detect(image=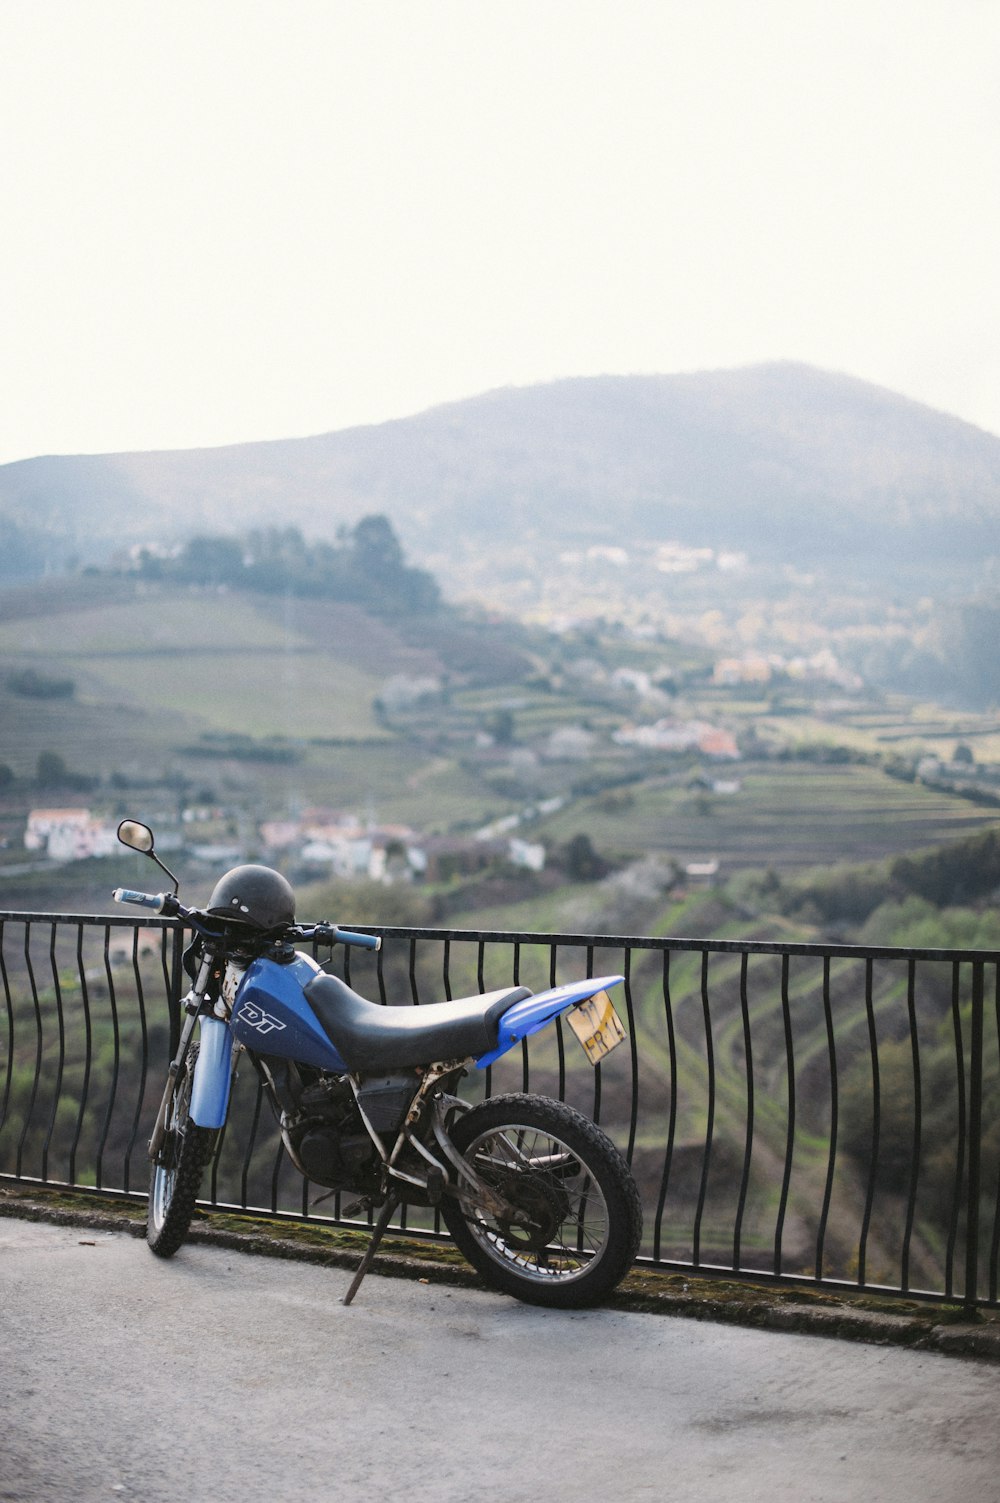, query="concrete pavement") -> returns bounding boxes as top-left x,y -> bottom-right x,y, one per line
2,1216 -> 999,1503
